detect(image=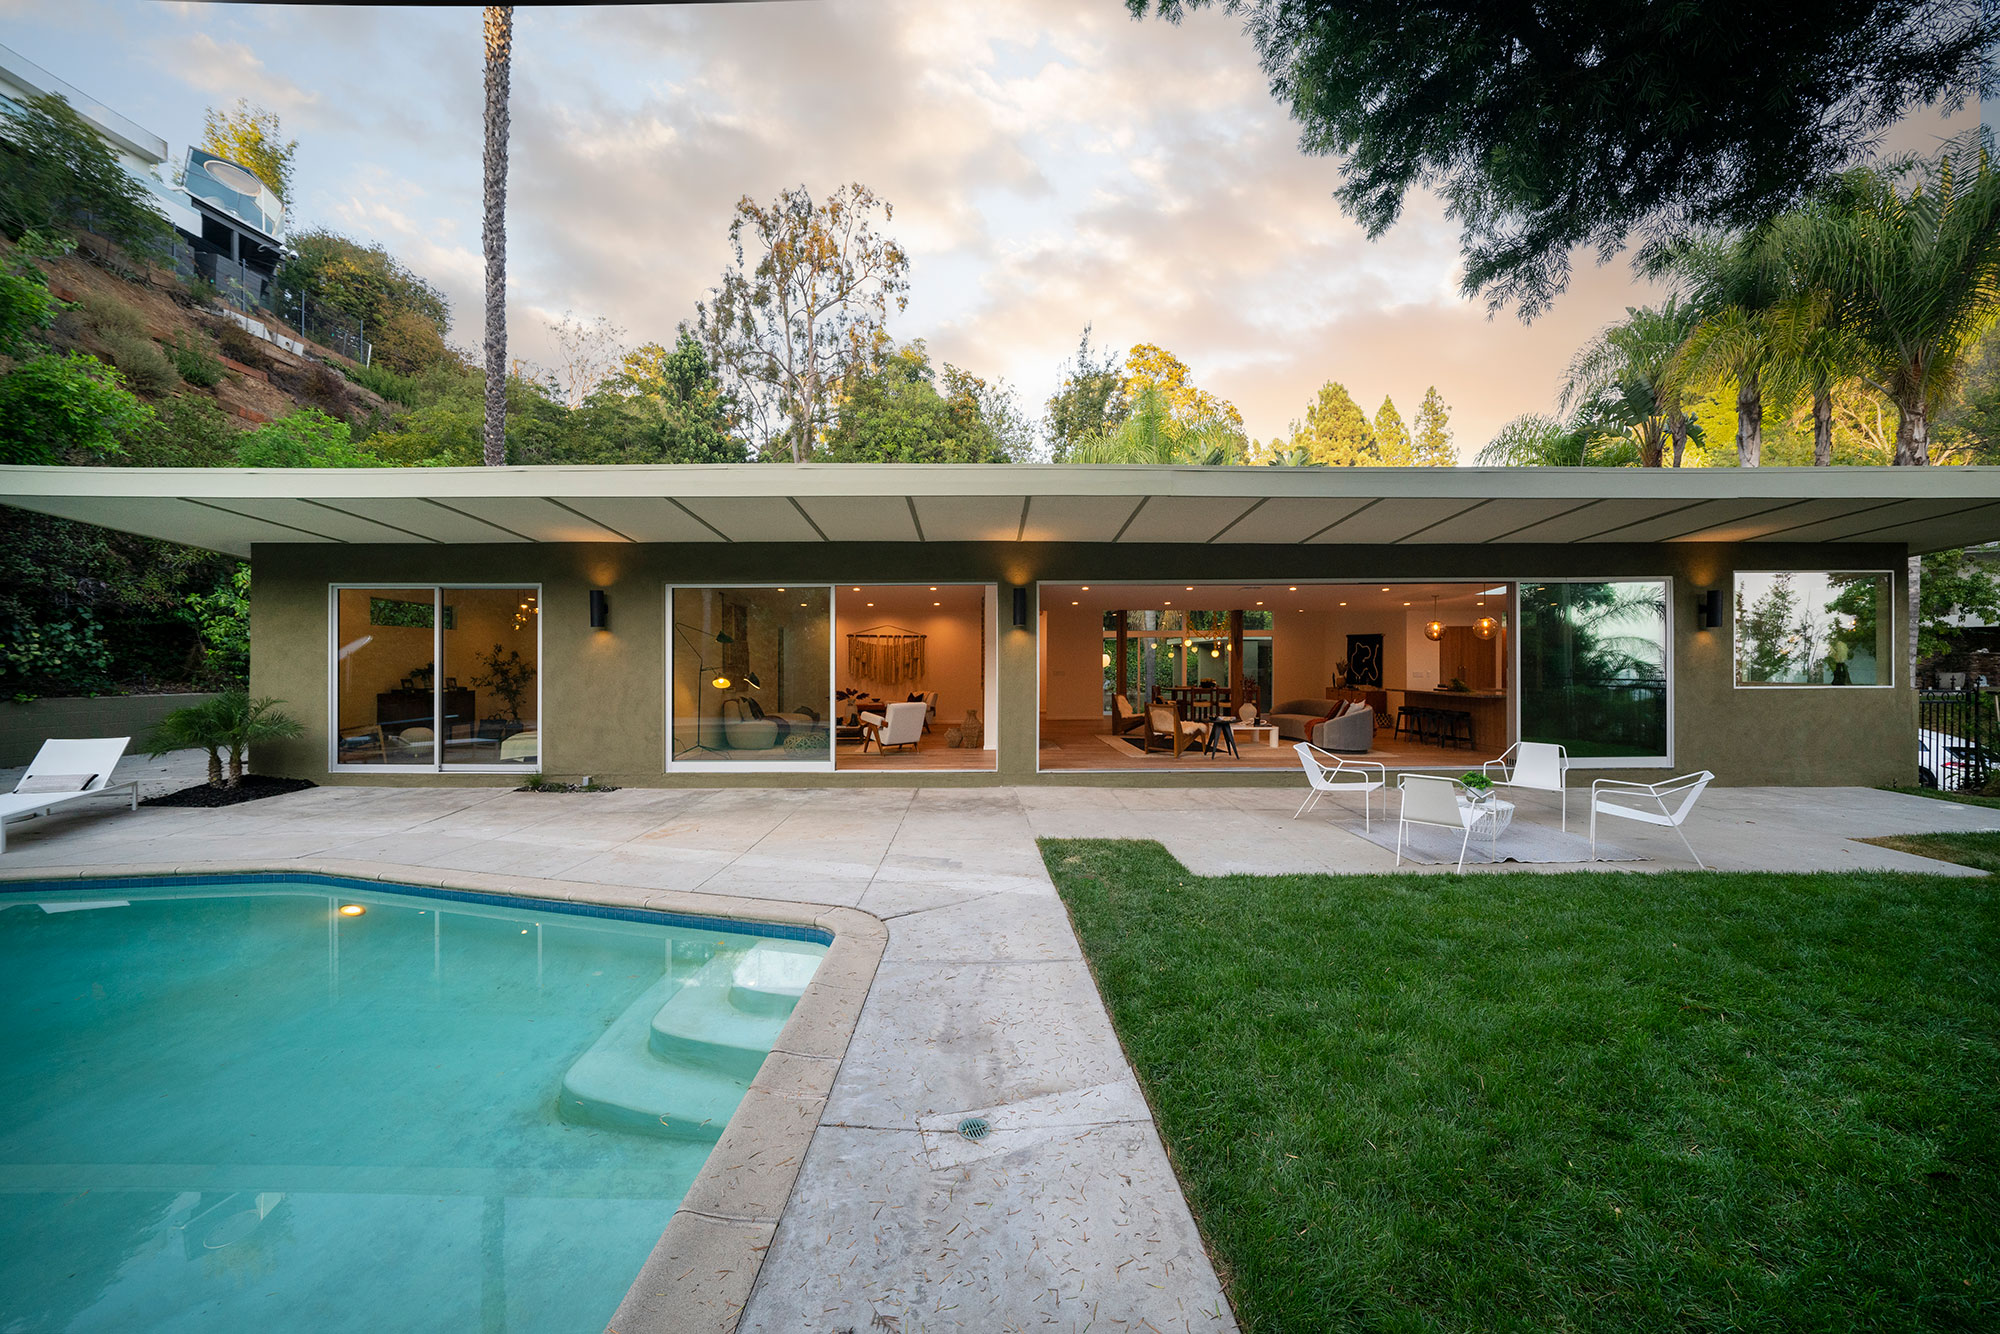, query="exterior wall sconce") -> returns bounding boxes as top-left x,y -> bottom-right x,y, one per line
589,589 -> 609,629
1695,588 -> 1722,630
1012,586 -> 1028,628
